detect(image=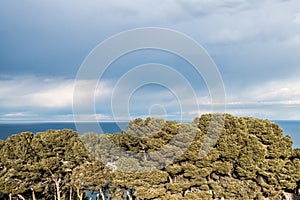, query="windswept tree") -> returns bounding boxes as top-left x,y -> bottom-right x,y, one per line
71,160 -> 113,200
0,139 -> 5,175
0,132 -> 41,200
31,129 -> 90,200
0,115 -> 299,199
0,139 -> 6,199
